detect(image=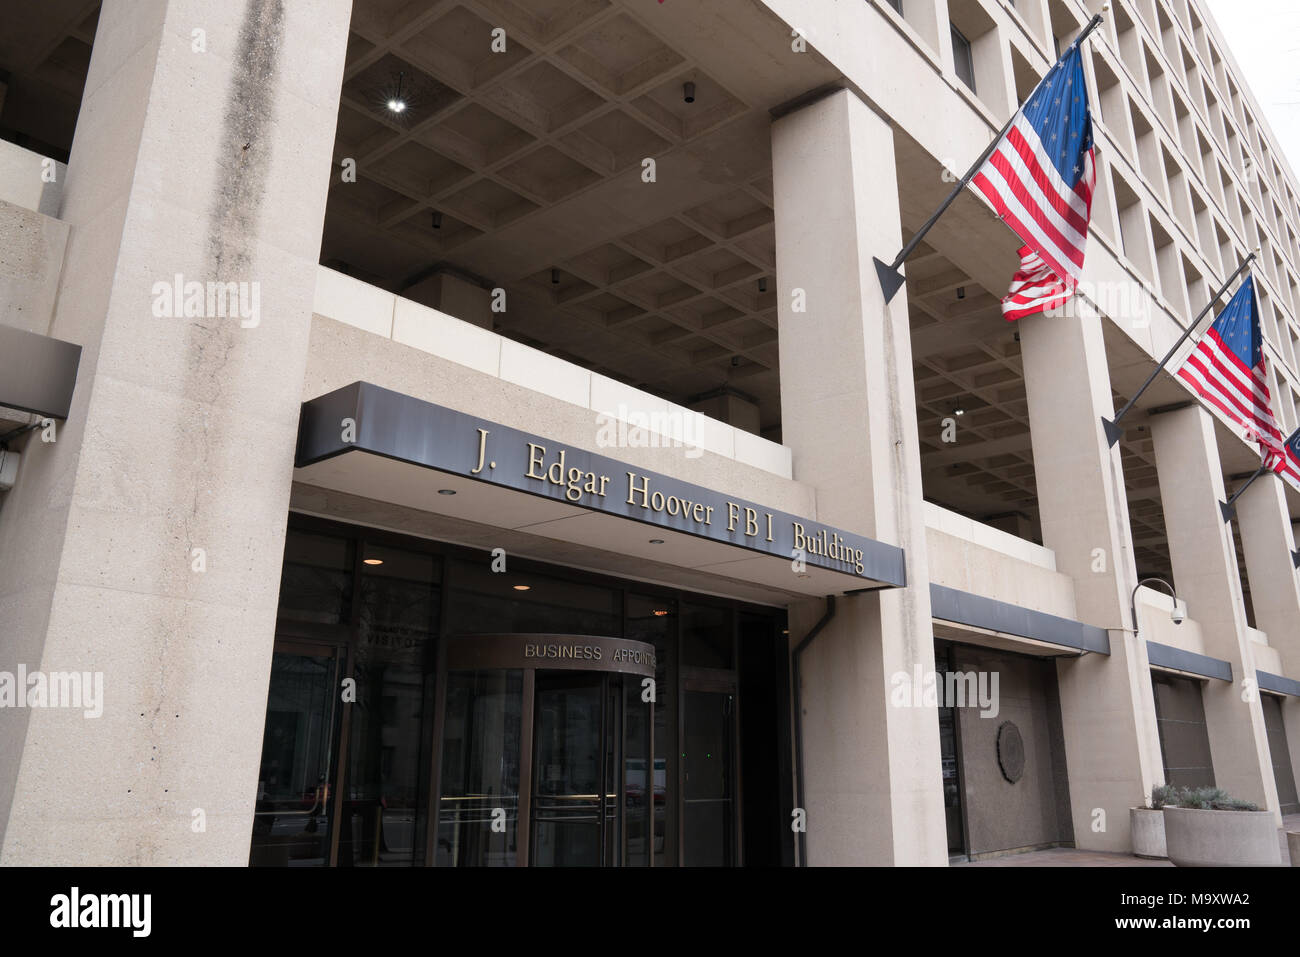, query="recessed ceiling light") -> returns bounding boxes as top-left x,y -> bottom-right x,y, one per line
649,539 -> 665,544
513,584 -> 531,591
363,558 -> 384,566
437,489 -> 456,495
652,609 -> 669,617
